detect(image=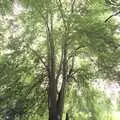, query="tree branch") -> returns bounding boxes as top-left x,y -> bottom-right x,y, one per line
71,0 -> 76,13
67,55 -> 75,80
105,11 -> 120,22
56,51 -> 63,82
28,46 -> 47,69
56,0 -> 67,30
